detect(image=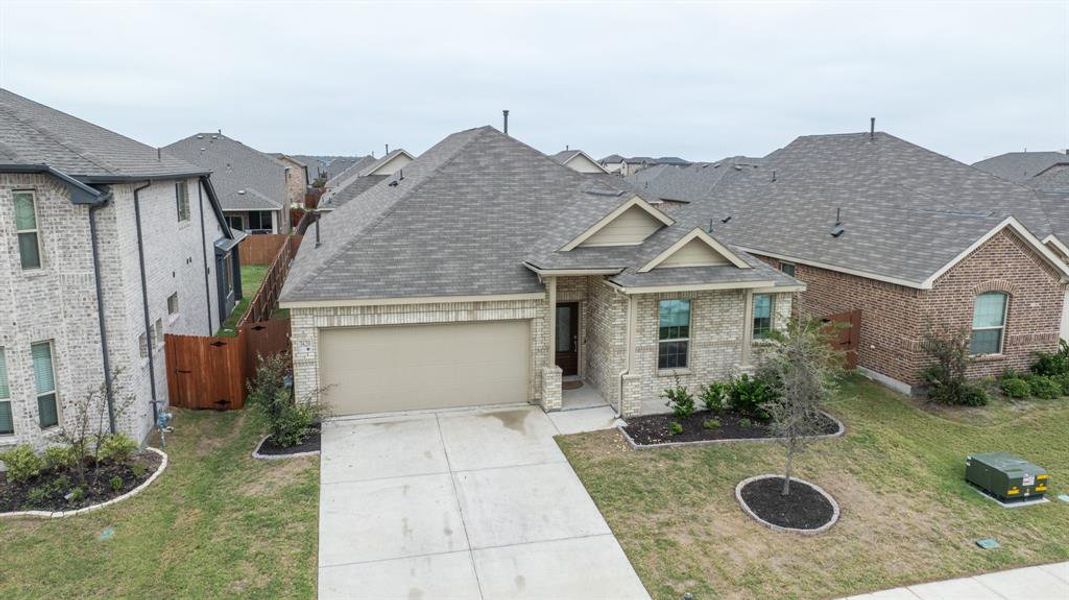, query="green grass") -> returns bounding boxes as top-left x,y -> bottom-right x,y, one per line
0,410 -> 318,599
216,265 -> 269,336
559,376 -> 1069,600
